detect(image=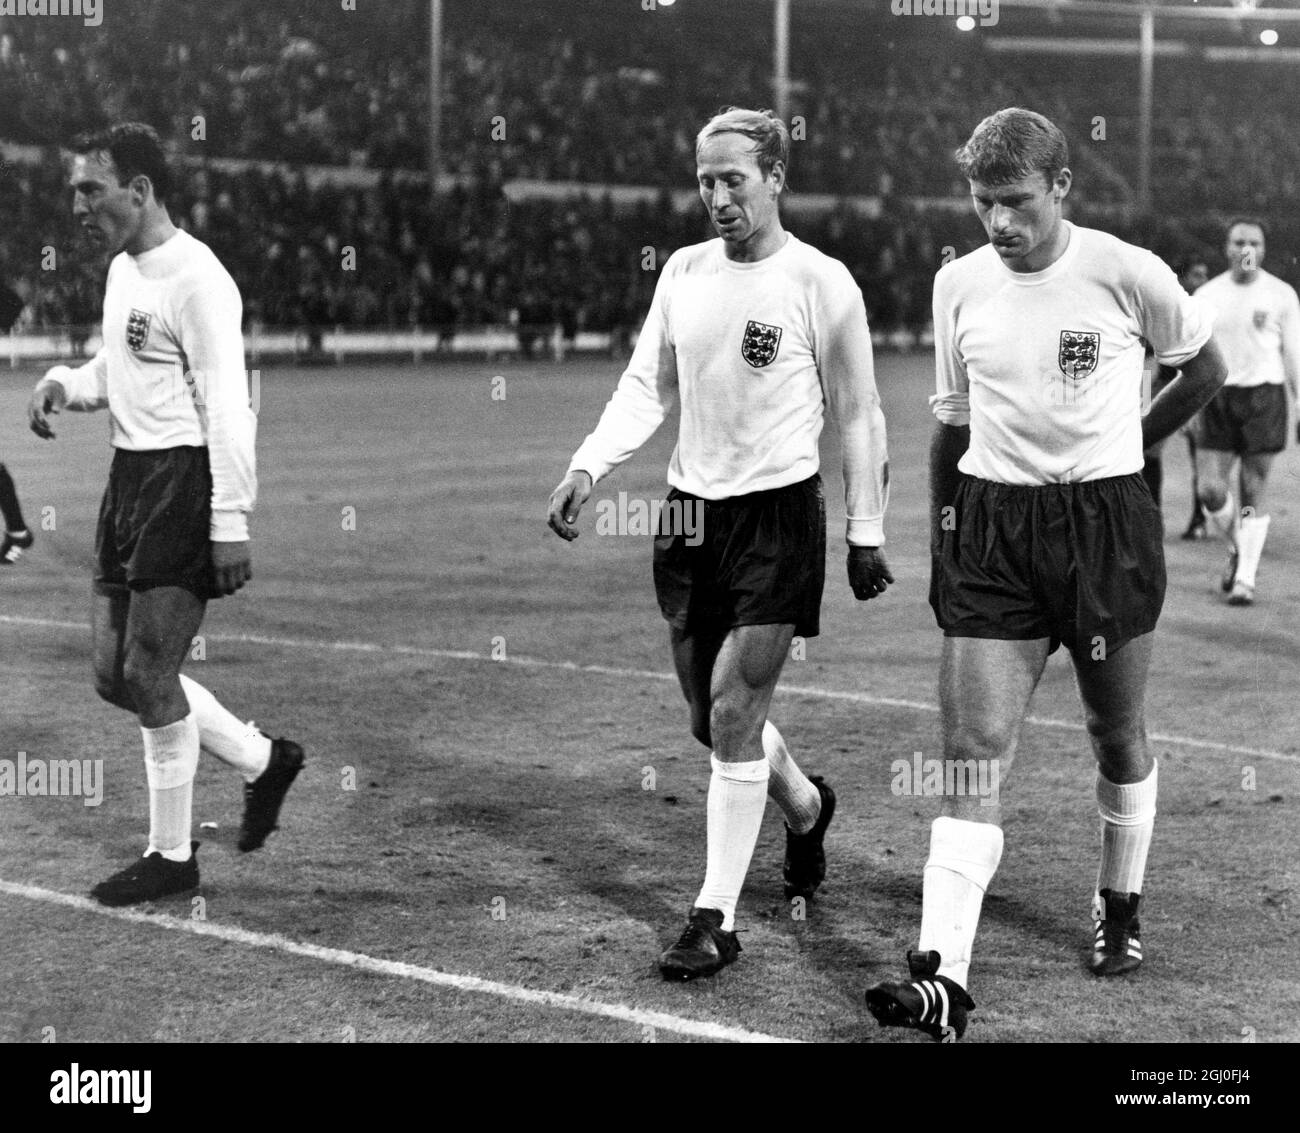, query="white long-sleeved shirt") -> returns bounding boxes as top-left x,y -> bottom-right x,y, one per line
568,234 -> 889,545
44,228 -> 256,541
1194,269 -> 1300,390
930,222 -> 1212,485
